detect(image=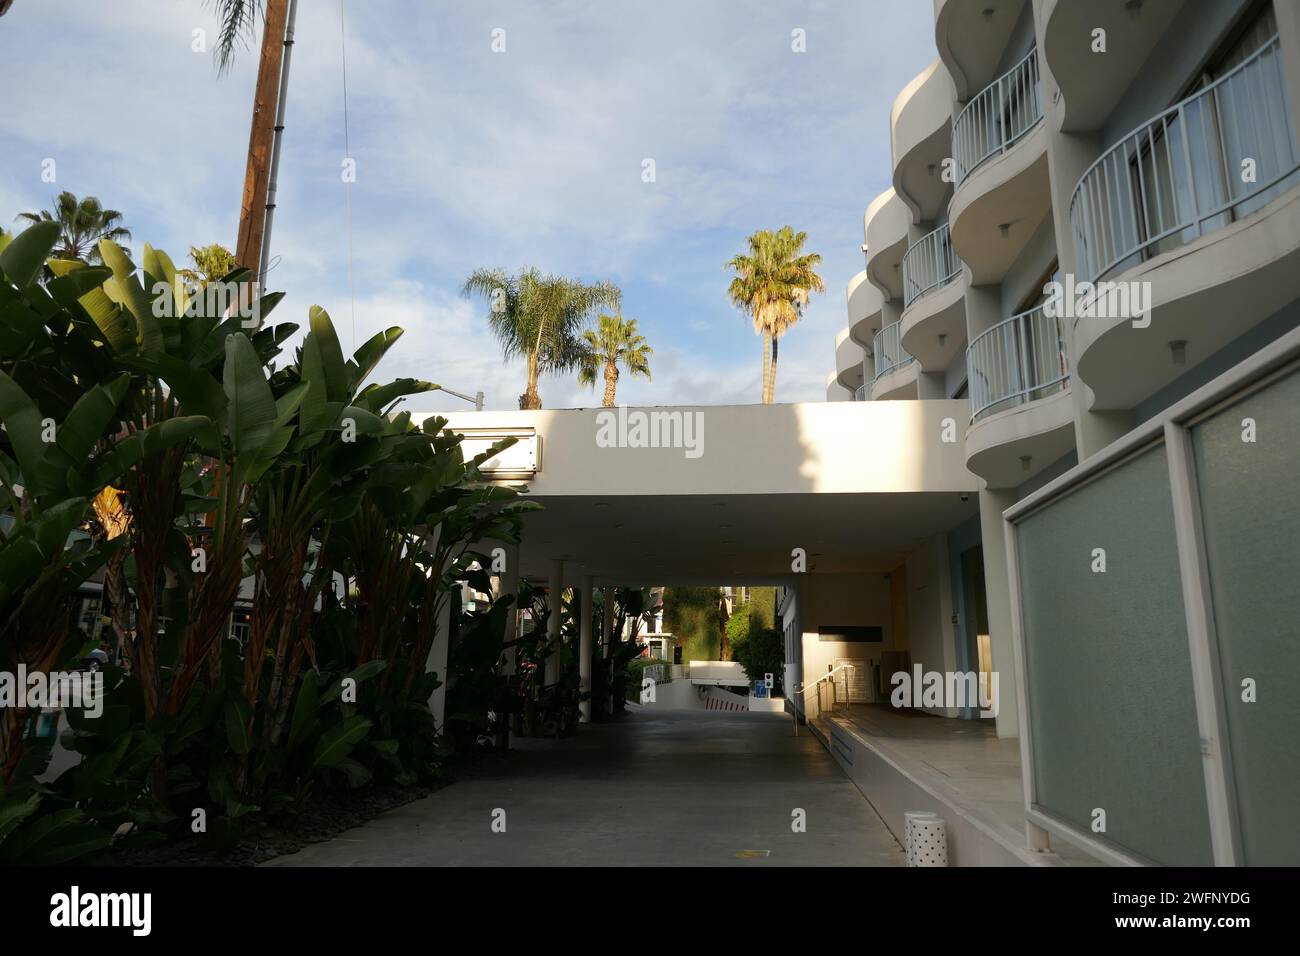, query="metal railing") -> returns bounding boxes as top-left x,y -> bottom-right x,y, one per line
953,46 -> 1043,185
854,382 -> 867,401
791,663 -> 857,736
1070,35 -> 1299,284
901,222 -> 961,307
871,321 -> 914,384
966,304 -> 1069,422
